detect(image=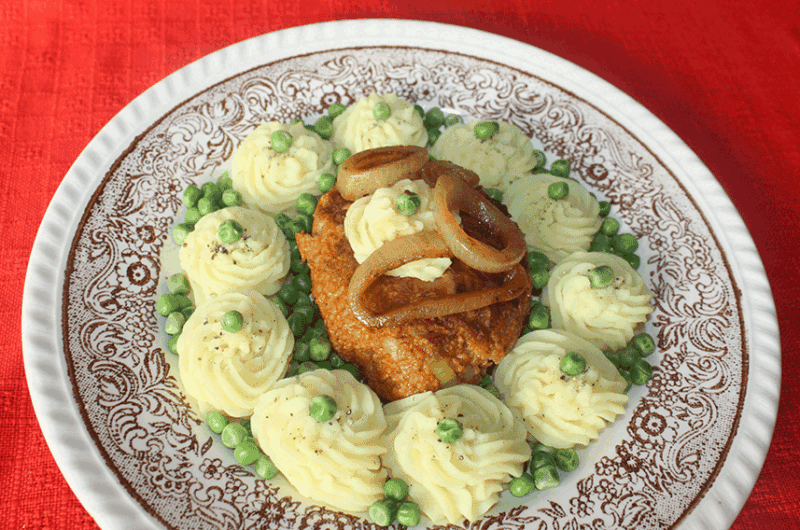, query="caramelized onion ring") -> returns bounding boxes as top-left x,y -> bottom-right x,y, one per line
349,231 -> 529,327
418,160 -> 480,189
433,173 -> 526,273
337,145 -> 429,201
